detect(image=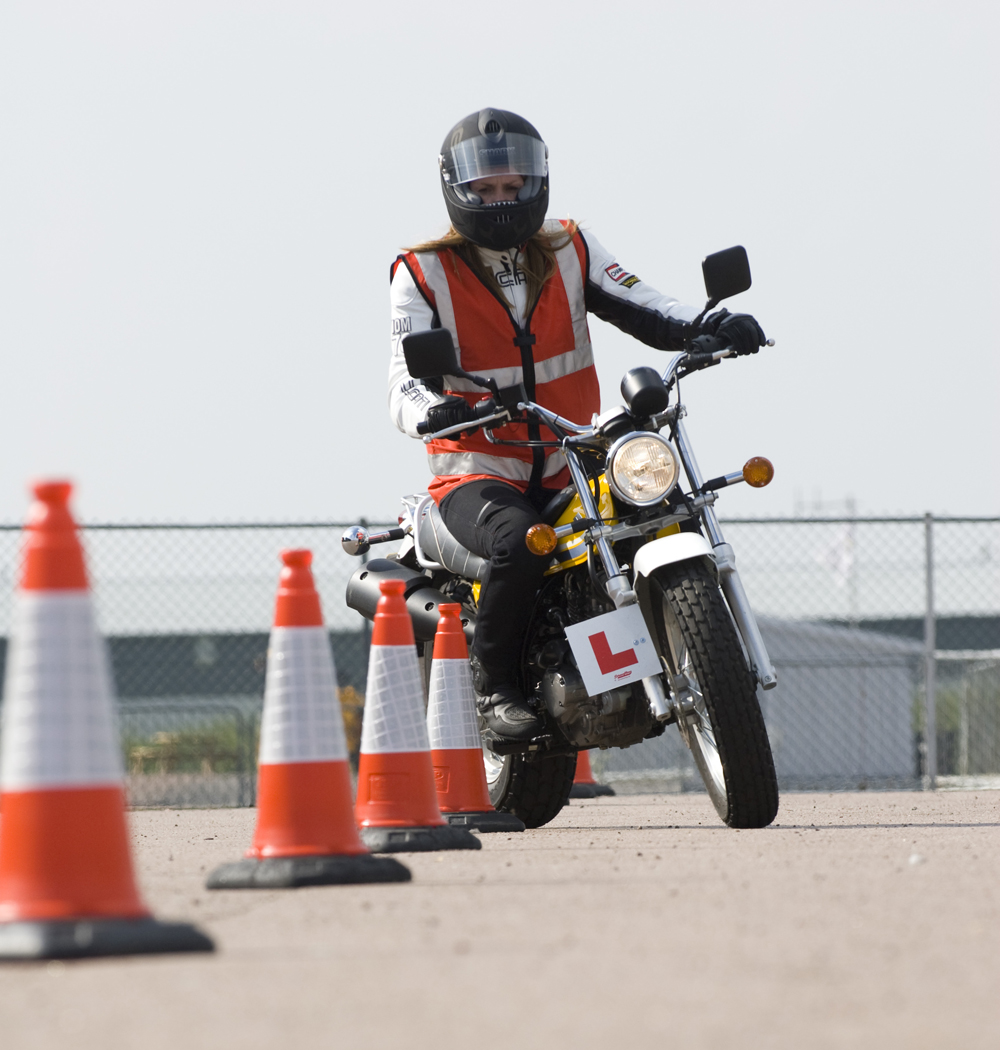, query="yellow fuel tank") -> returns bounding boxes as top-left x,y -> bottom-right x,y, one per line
544,475 -> 680,576
544,475 -> 617,576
